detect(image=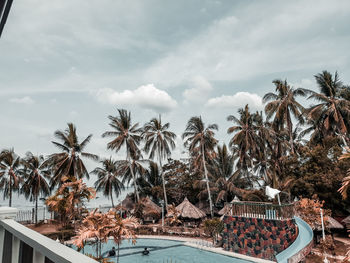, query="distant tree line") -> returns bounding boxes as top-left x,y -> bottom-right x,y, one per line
1,70 -> 350,221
